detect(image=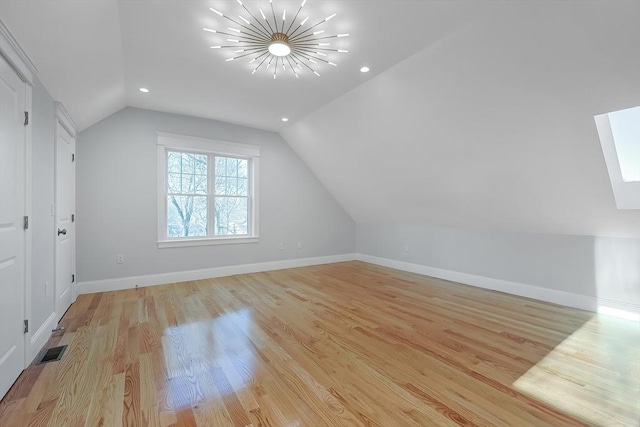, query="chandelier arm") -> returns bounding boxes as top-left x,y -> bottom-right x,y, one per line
225,42 -> 270,48
213,44 -> 268,49
232,47 -> 269,53
285,5 -> 303,35
229,49 -> 273,61
292,48 -> 334,65
305,47 -> 346,53
249,51 -> 270,65
219,13 -> 269,41
285,56 -> 299,77
290,34 -> 342,43
265,55 -> 275,72
260,9 -> 277,35
252,54 -> 271,73
270,2 -> 280,35
225,32 -> 270,44
288,19 -> 324,39
274,57 -> 279,78
240,4 -> 273,39
293,42 -> 334,48
288,54 -> 303,70
289,52 -> 317,74
286,24 -> 303,39
233,37 -> 270,45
